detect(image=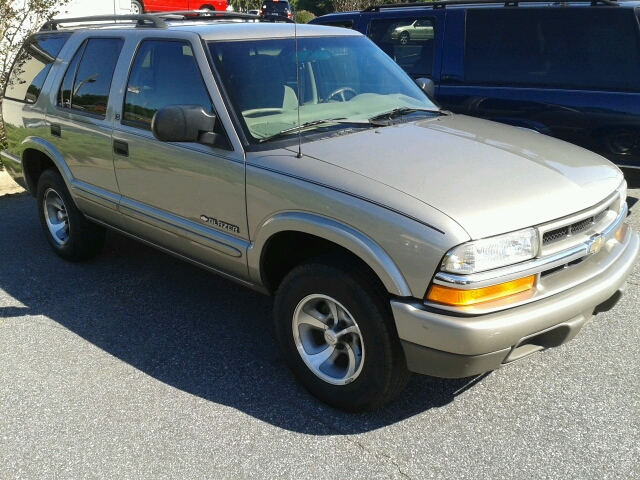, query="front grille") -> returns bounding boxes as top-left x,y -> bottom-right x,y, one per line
543,226 -> 568,244
570,217 -> 592,235
542,207 -> 609,245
